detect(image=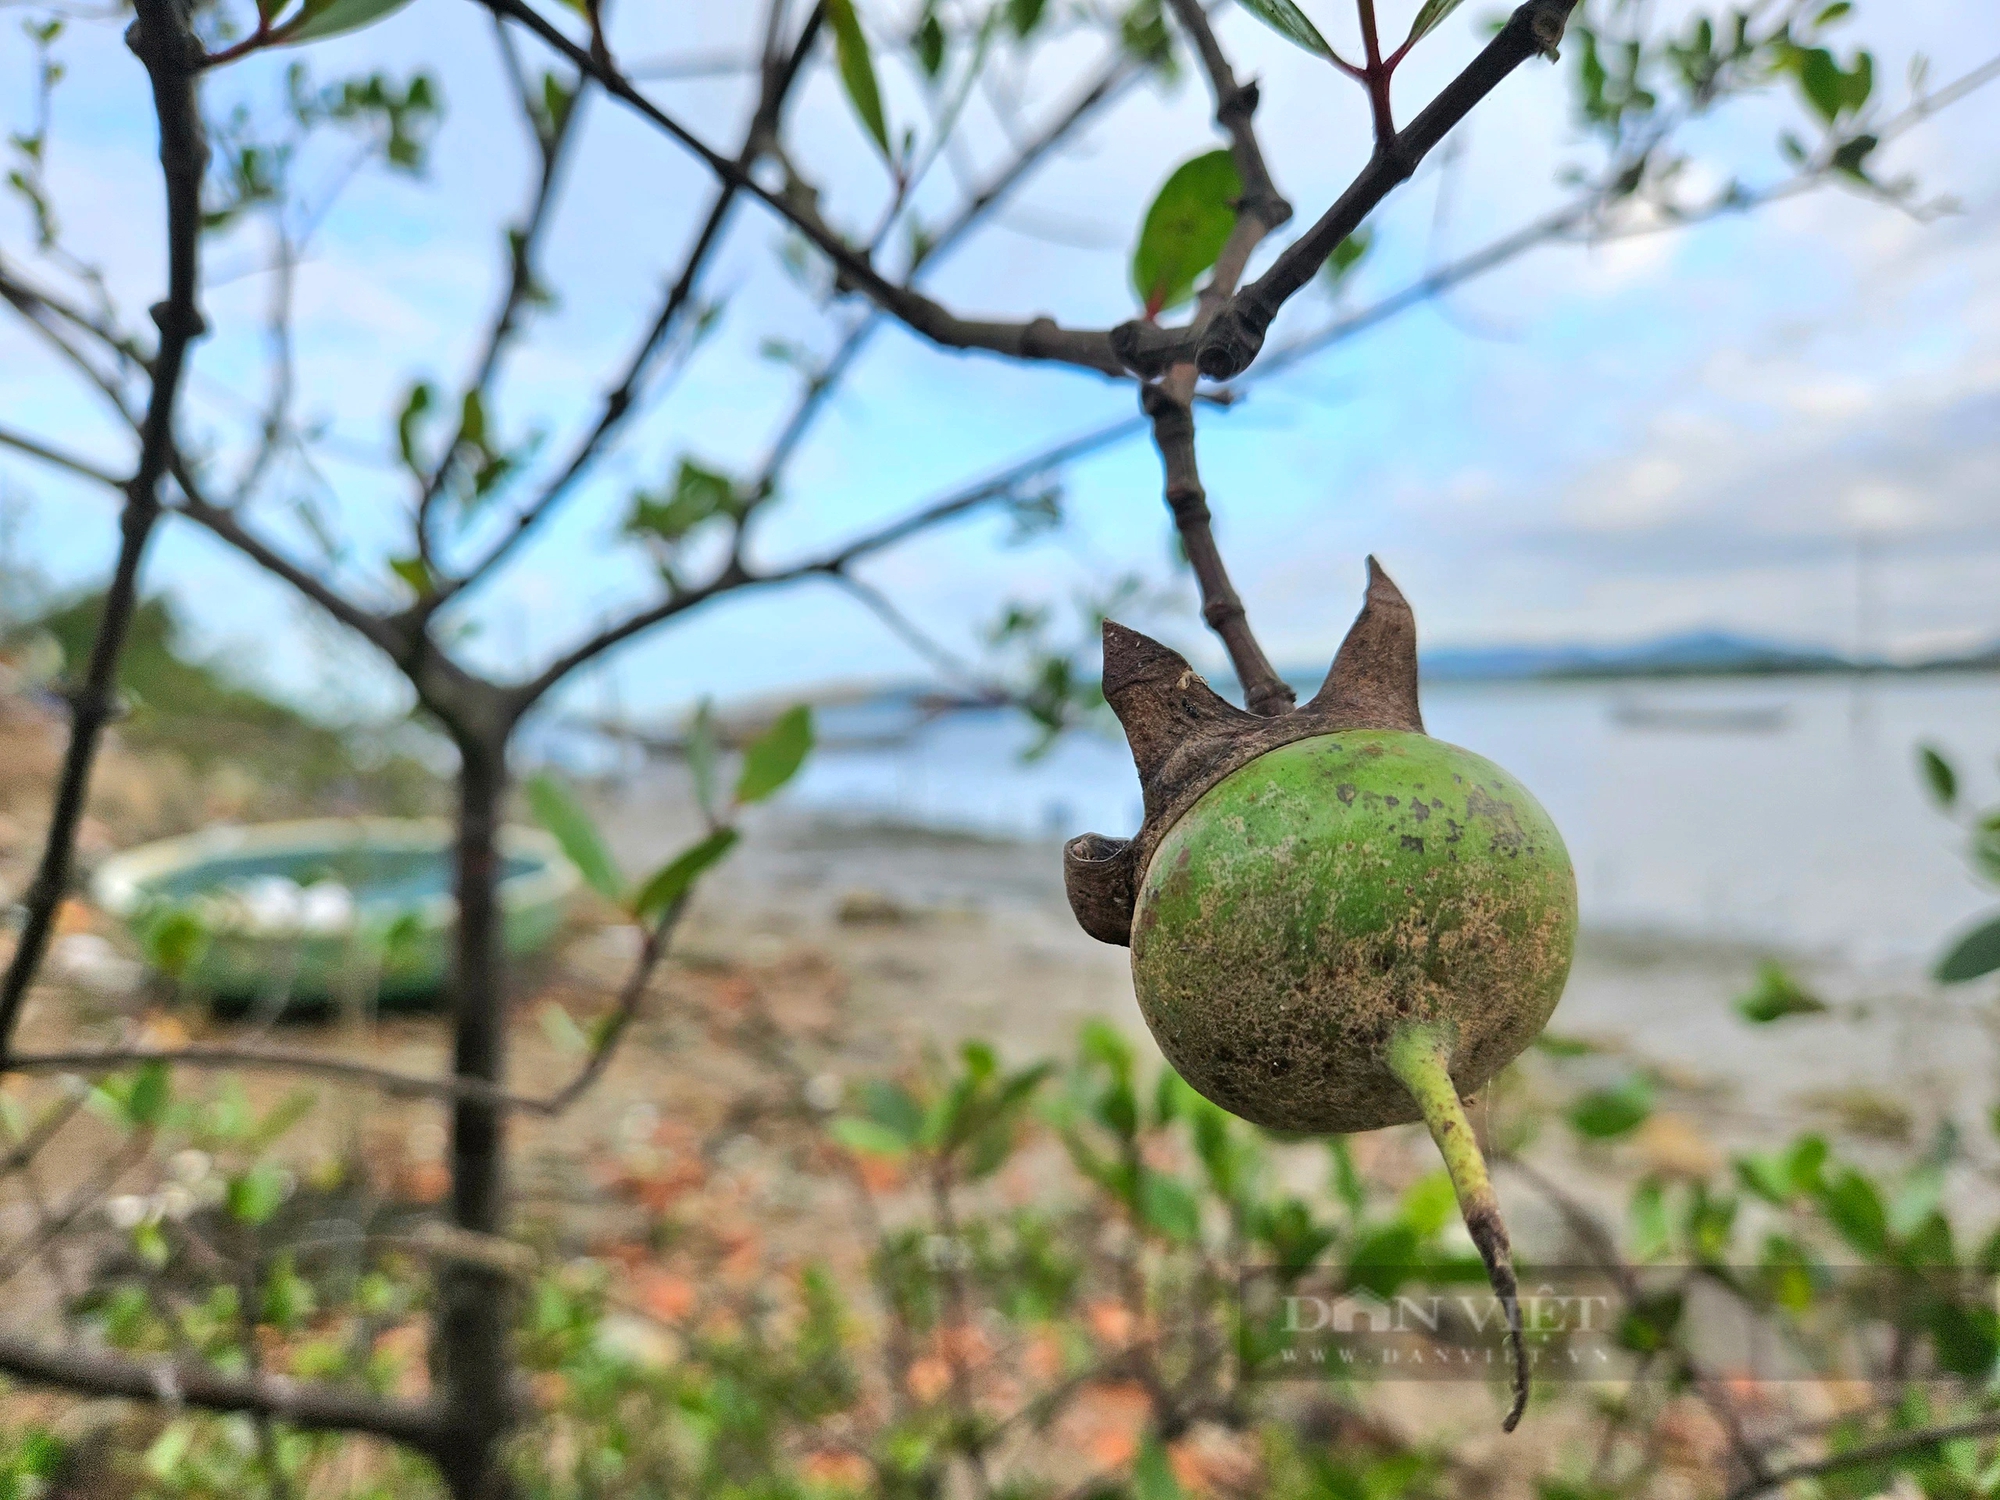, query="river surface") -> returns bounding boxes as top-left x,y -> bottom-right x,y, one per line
782,674 -> 2000,969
